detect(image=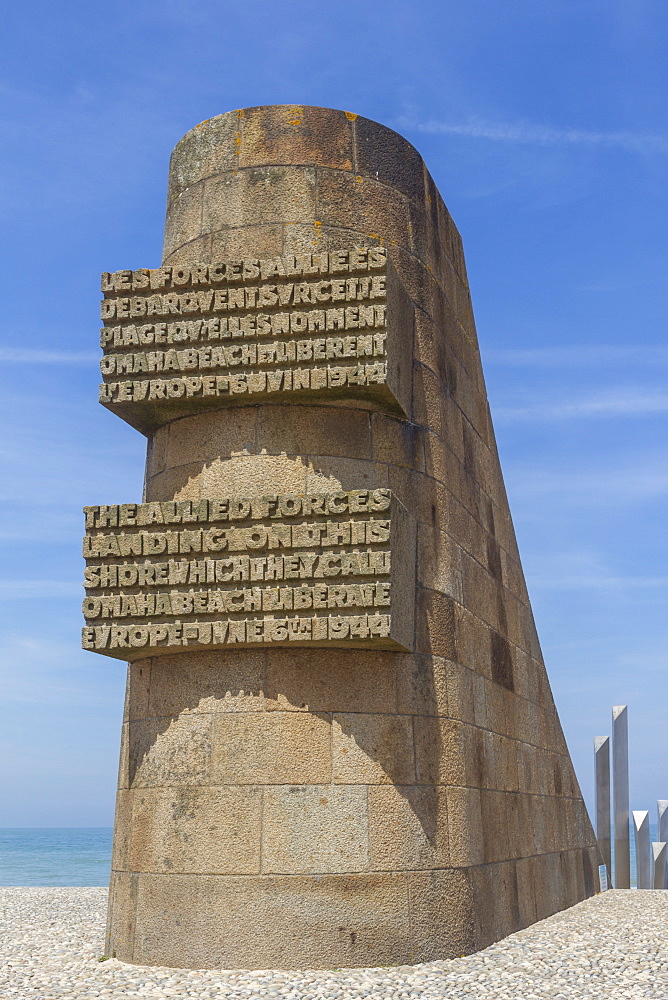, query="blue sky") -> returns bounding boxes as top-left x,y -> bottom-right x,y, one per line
1,0 -> 666,826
